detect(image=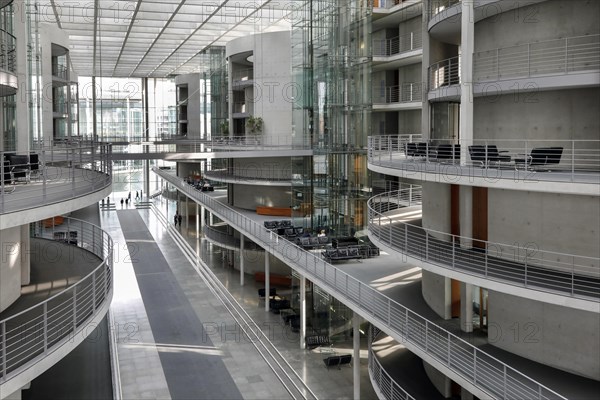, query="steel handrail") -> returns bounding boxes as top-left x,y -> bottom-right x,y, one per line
368,135 -> 600,184
429,55 -> 460,90
203,168 -> 292,182
0,218 -> 113,383
368,188 -> 600,301
373,31 -> 423,57
427,0 -> 461,20
155,167 -> 568,400
368,326 -> 415,400
374,83 -> 423,104
0,29 -> 16,73
474,34 -> 600,82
